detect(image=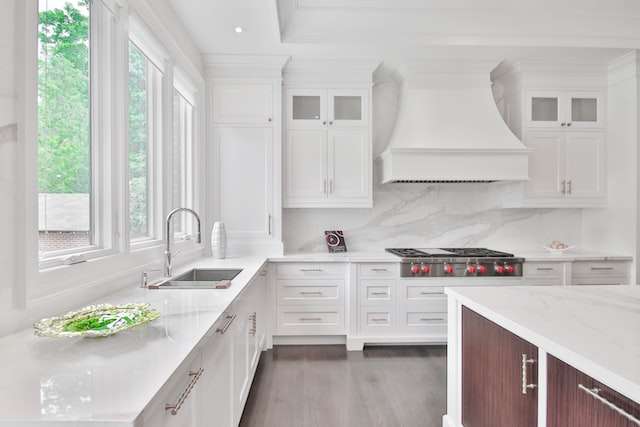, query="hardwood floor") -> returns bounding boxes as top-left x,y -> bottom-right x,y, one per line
239,345 -> 447,427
